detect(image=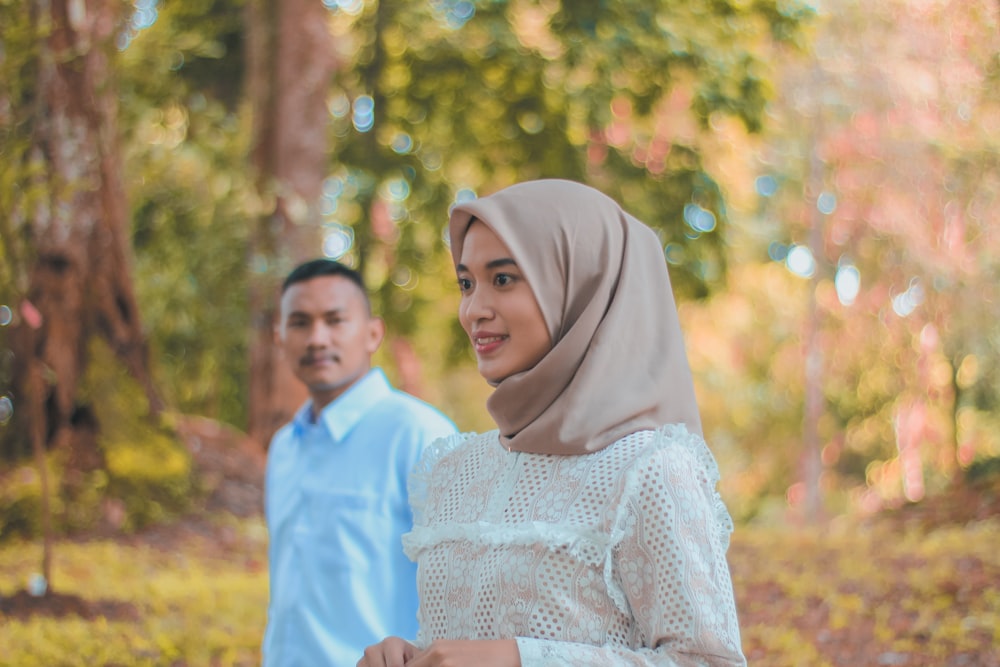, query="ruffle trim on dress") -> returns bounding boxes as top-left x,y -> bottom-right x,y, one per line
404,425 -> 736,621
402,520 -> 612,567
663,423 -> 735,551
